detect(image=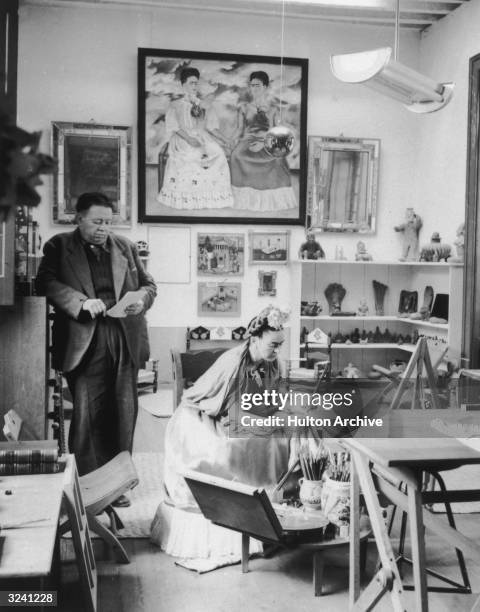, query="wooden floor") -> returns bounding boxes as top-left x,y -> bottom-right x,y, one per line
57,388 -> 480,612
